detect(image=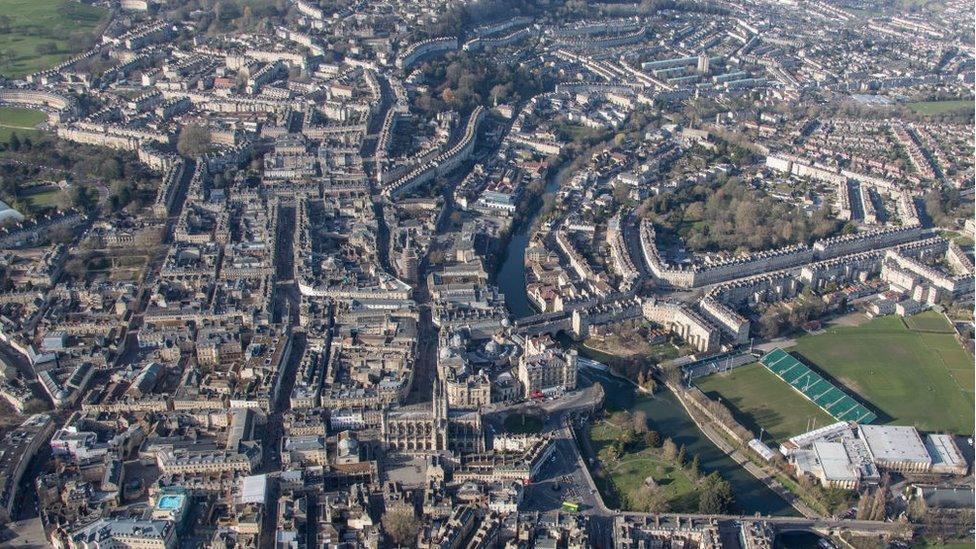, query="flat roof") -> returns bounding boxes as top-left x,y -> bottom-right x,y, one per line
925,434 -> 966,468
814,441 -> 858,482
858,424 -> 931,464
